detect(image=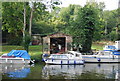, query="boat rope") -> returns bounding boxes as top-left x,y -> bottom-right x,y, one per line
30,60 -> 35,64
